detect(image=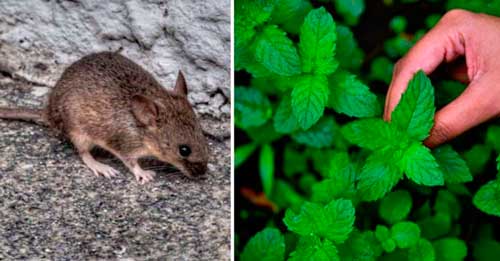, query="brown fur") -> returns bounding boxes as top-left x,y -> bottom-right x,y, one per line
0,52 -> 209,181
